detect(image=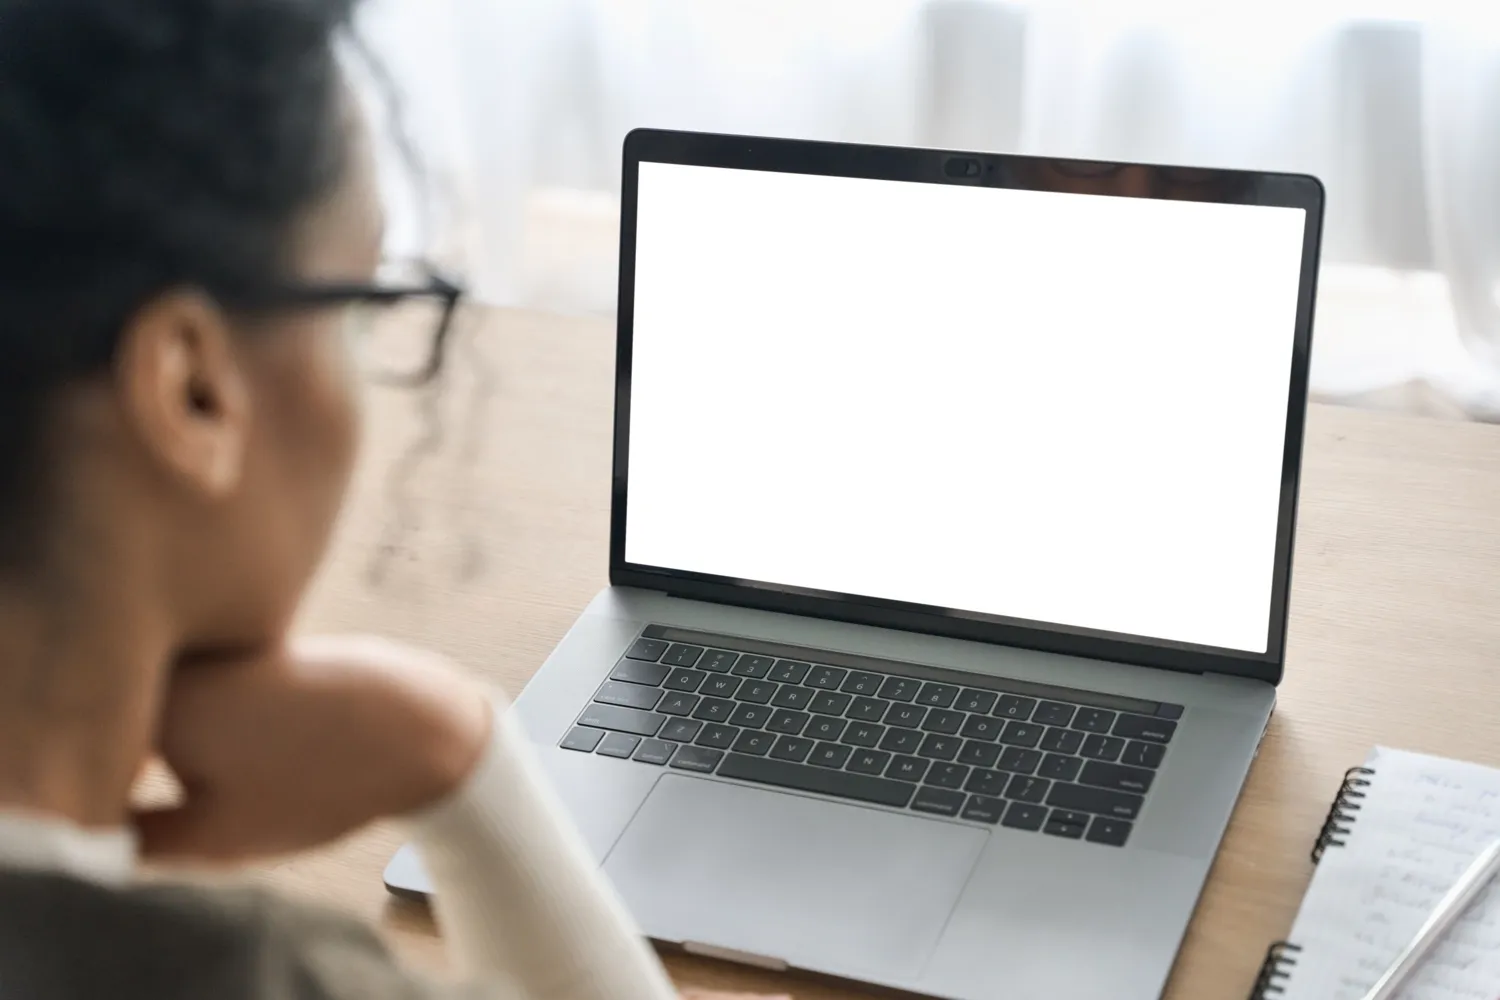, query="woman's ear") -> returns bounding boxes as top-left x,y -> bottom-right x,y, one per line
113,290 -> 252,500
